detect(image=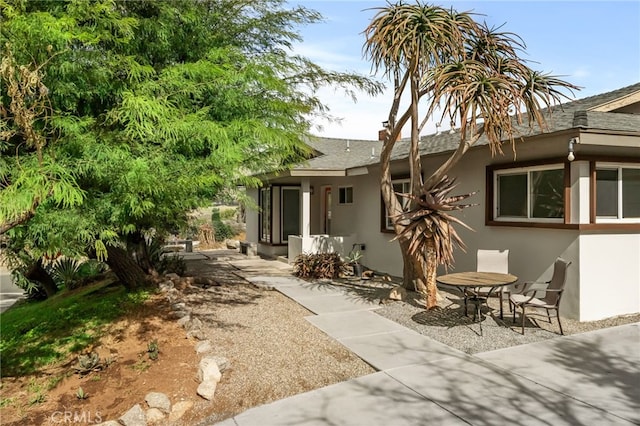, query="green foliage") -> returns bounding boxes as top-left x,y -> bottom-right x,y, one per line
0,279 -> 149,377
220,207 -> 237,220
346,249 -> 363,264
51,257 -> 81,288
213,220 -> 234,242
0,0 -> 382,280
74,352 -> 102,375
76,387 -> 88,400
77,259 -> 108,279
293,252 -> 341,279
147,339 -> 159,360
